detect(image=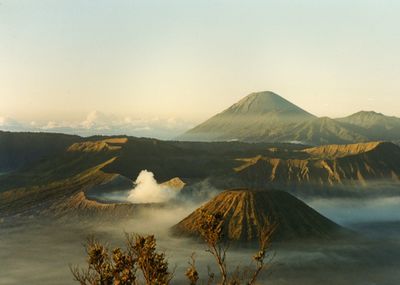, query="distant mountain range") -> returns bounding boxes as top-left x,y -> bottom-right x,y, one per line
178,91 -> 400,145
